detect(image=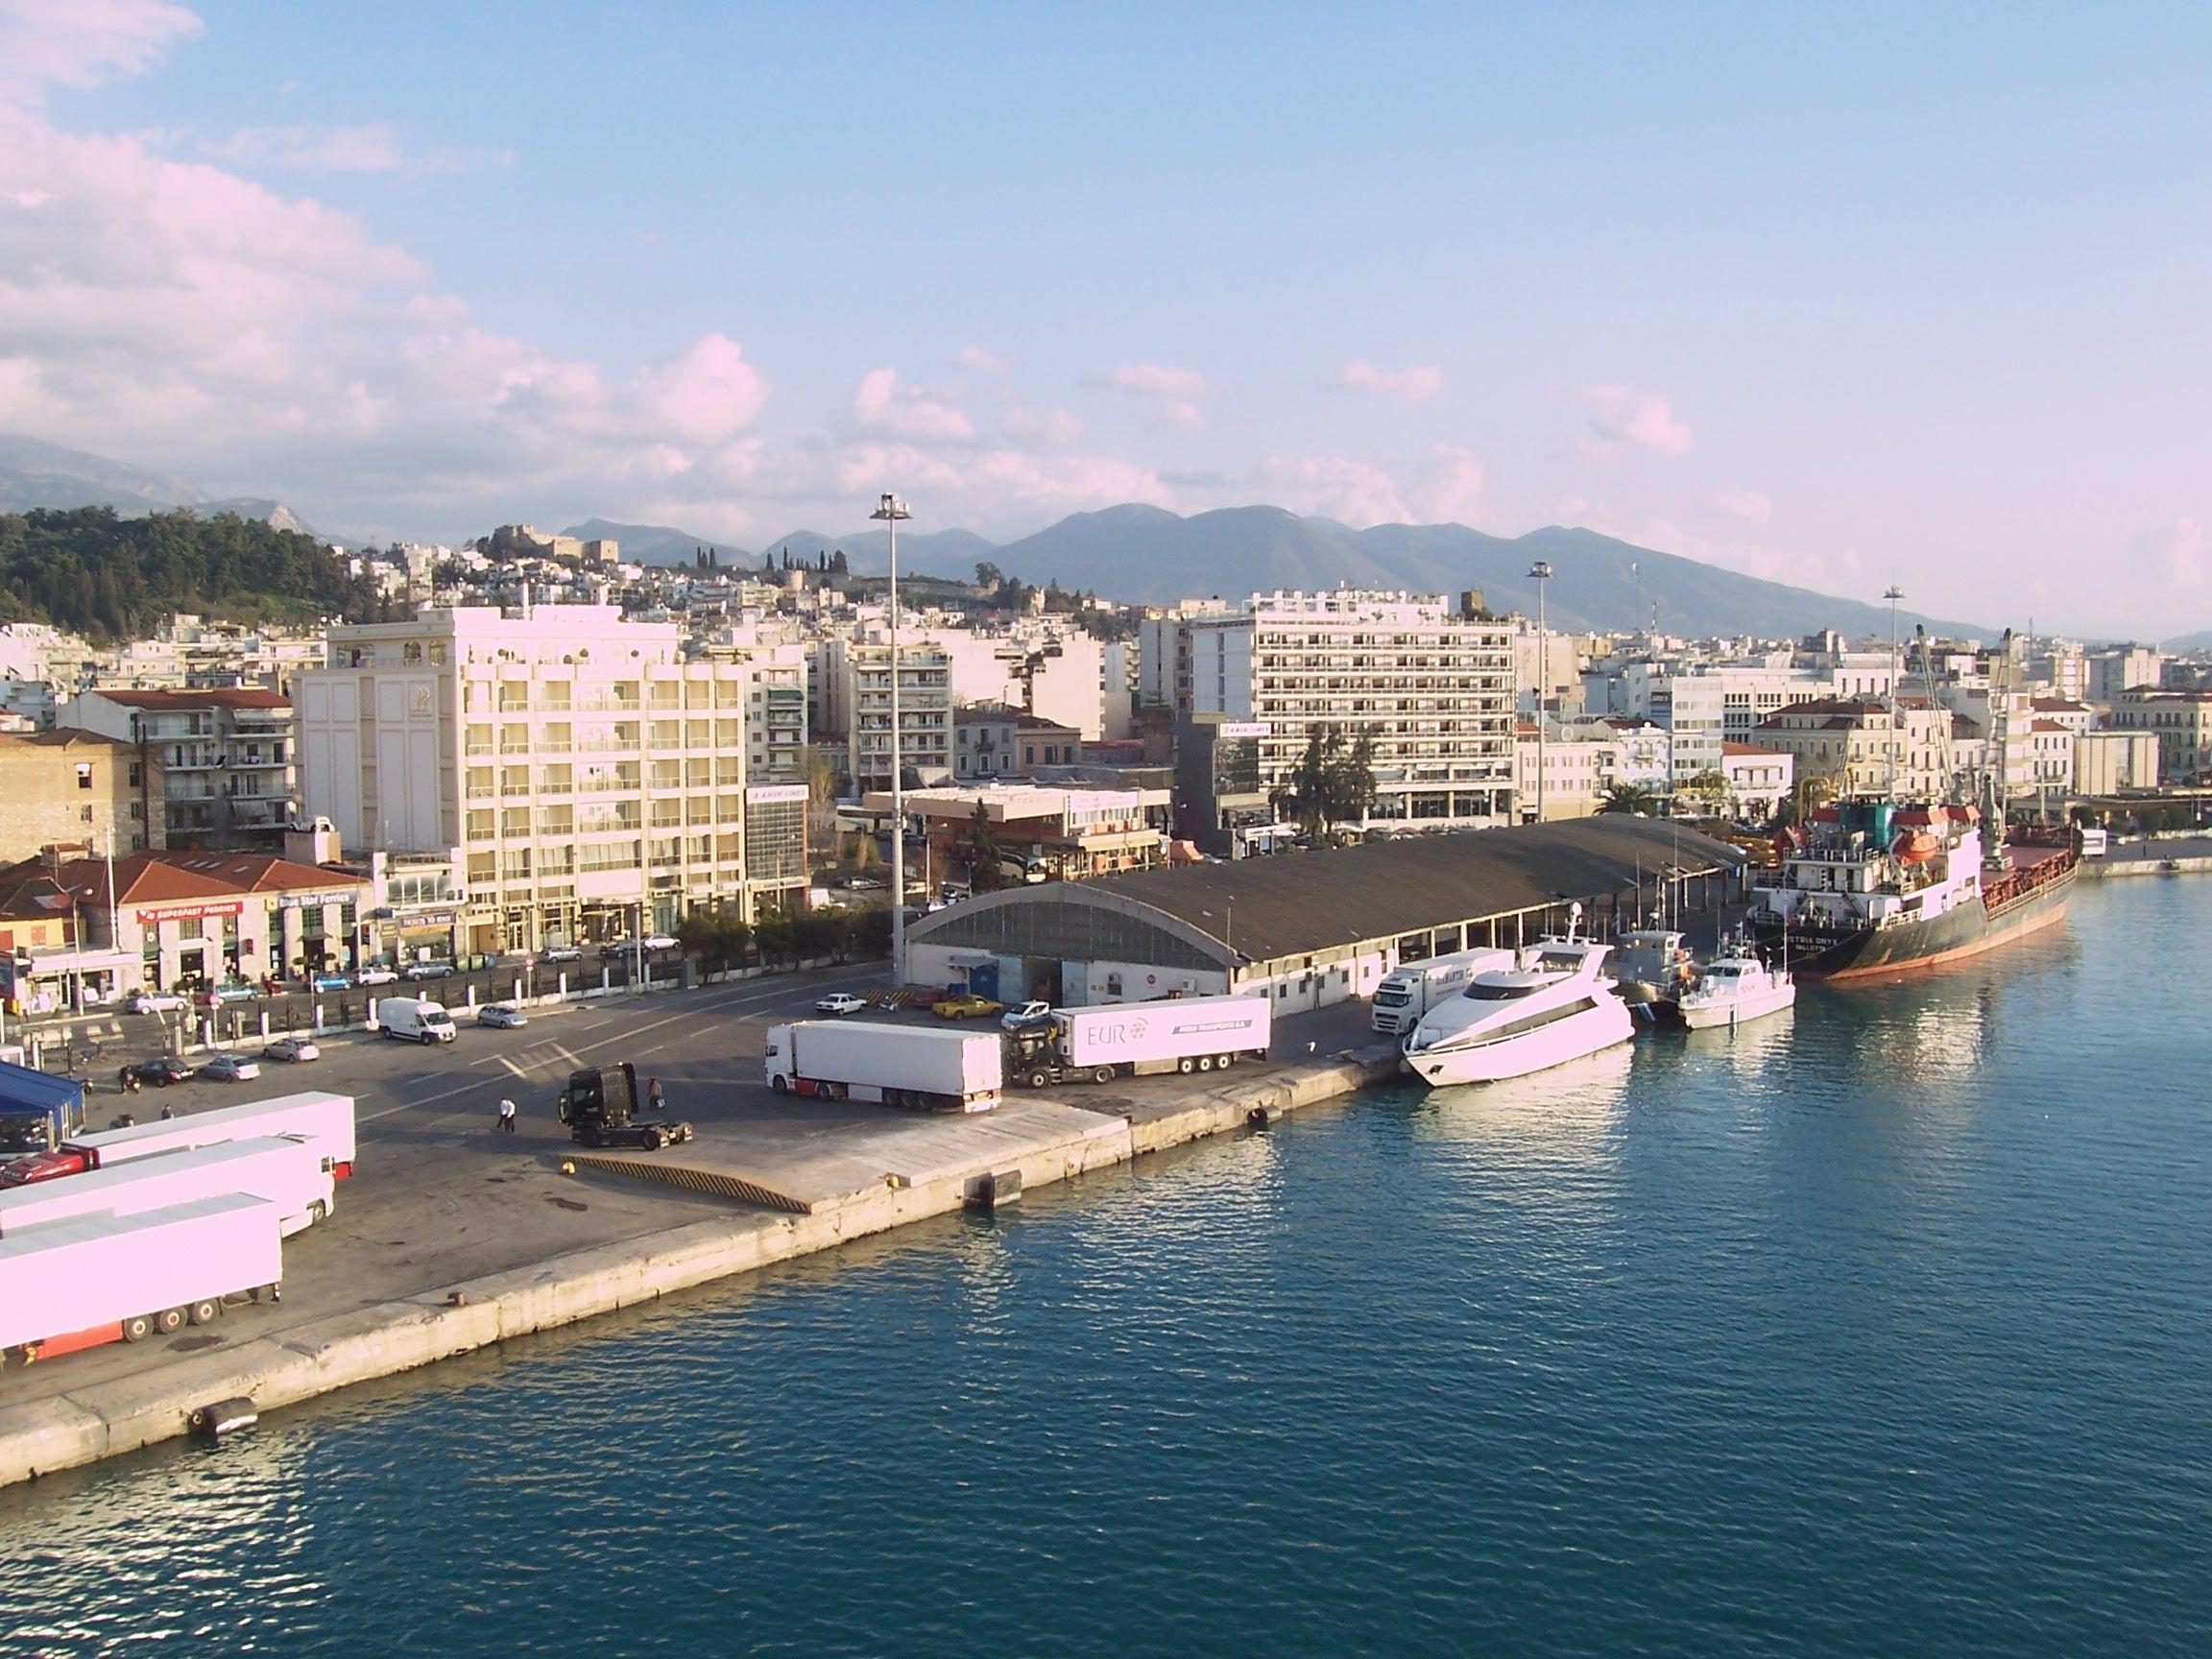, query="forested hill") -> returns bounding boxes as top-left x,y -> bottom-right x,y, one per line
0,507 -> 393,640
